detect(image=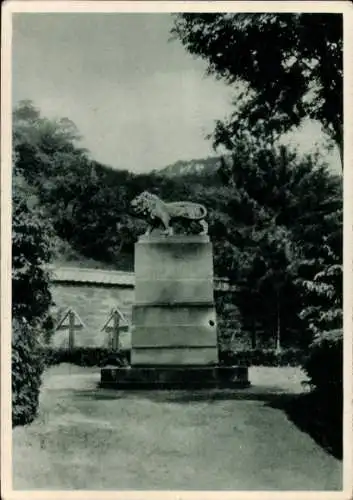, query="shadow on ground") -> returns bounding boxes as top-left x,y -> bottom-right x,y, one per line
267,390 -> 342,461
153,388 -> 343,461
73,384 -> 342,461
